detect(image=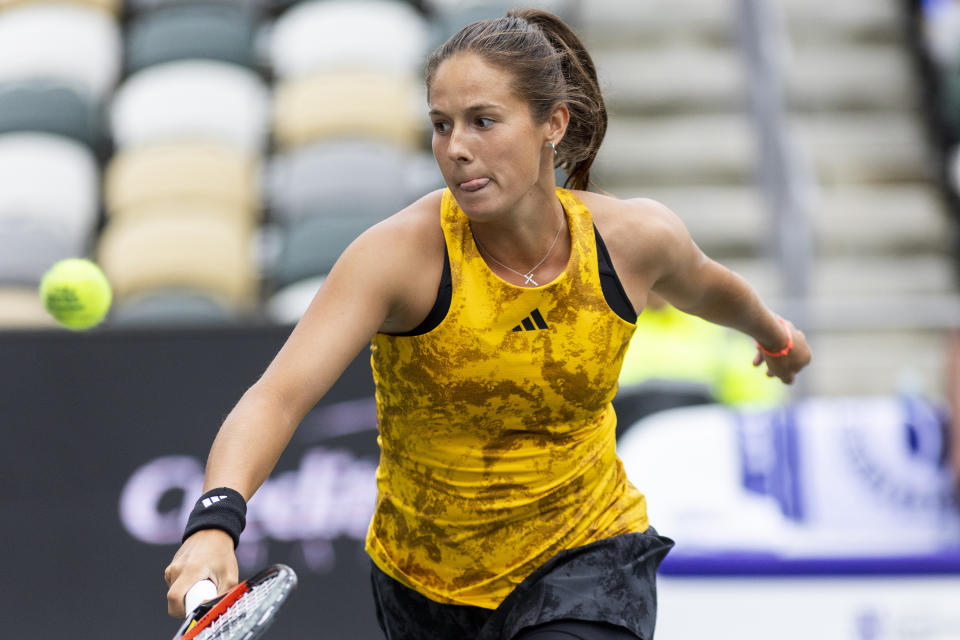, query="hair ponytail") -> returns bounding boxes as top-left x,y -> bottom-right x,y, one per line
507,9 -> 606,191
426,9 -> 607,191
